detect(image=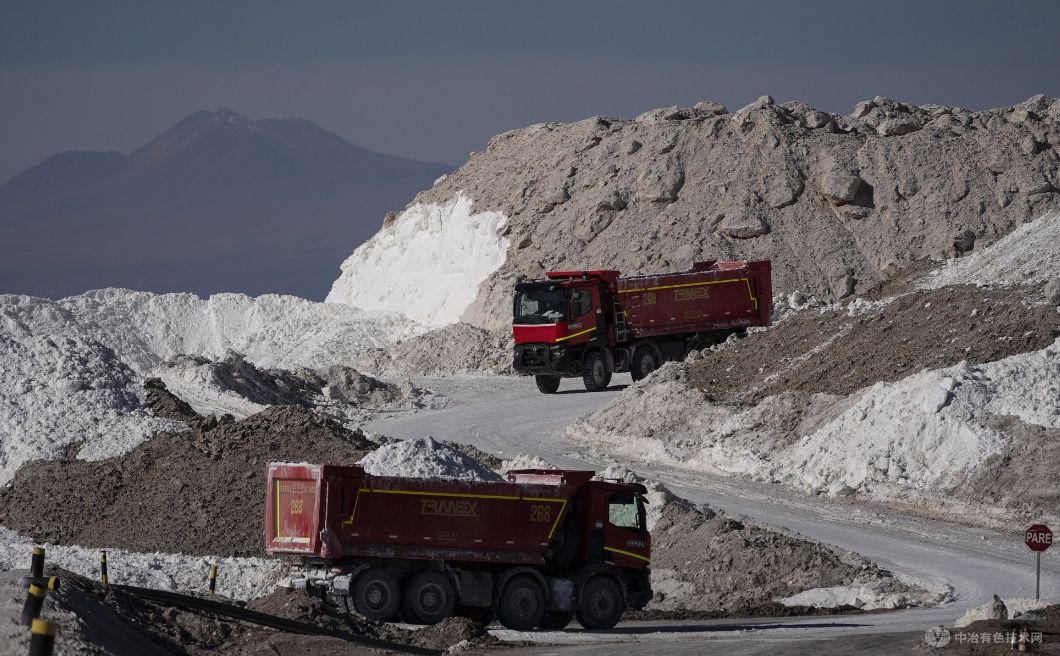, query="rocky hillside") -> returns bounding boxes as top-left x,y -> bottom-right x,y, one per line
345,94 -> 1060,330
